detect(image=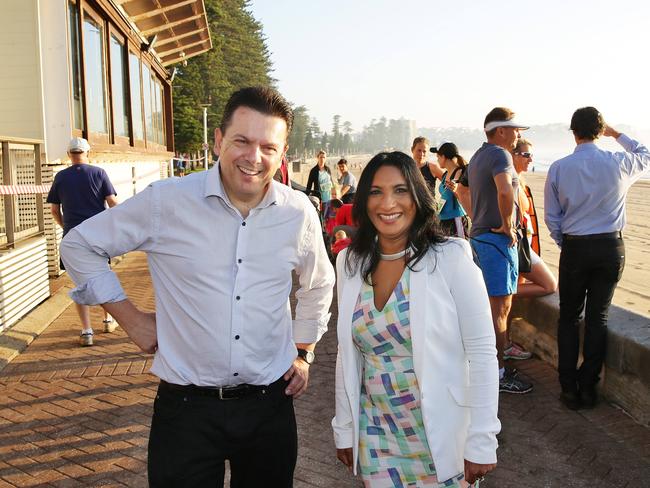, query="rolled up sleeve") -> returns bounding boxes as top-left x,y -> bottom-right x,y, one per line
61,183 -> 160,305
